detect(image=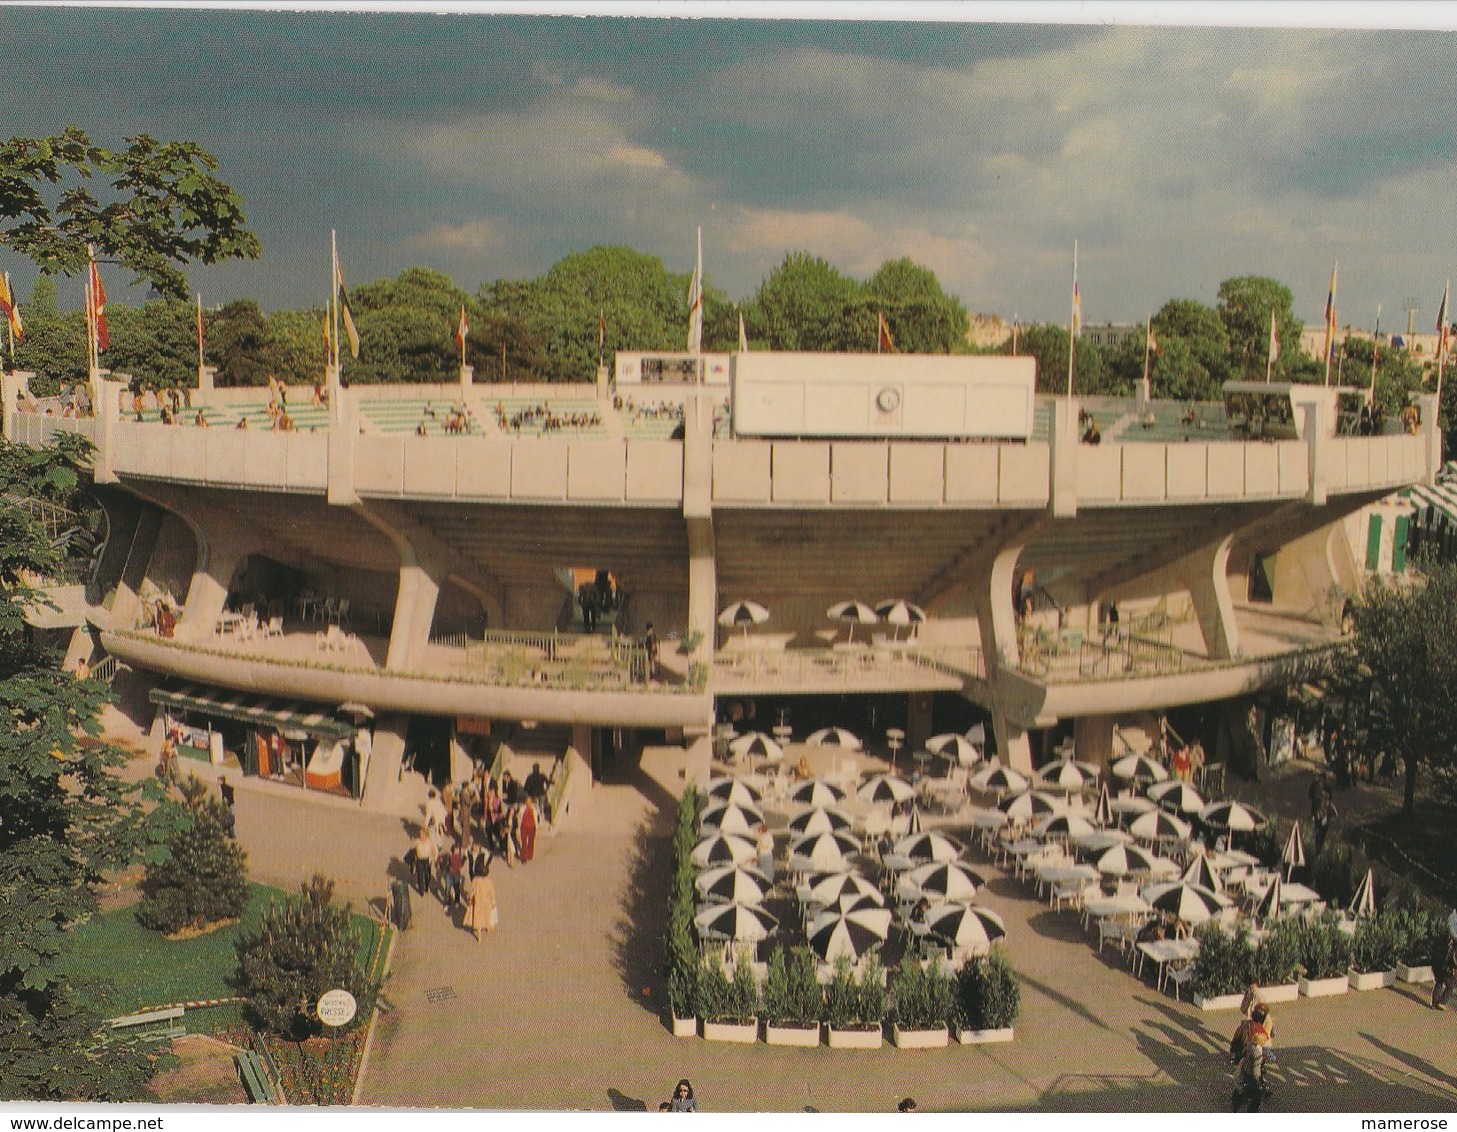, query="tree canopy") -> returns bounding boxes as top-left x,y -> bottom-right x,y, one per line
1217,275 -> 1303,381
